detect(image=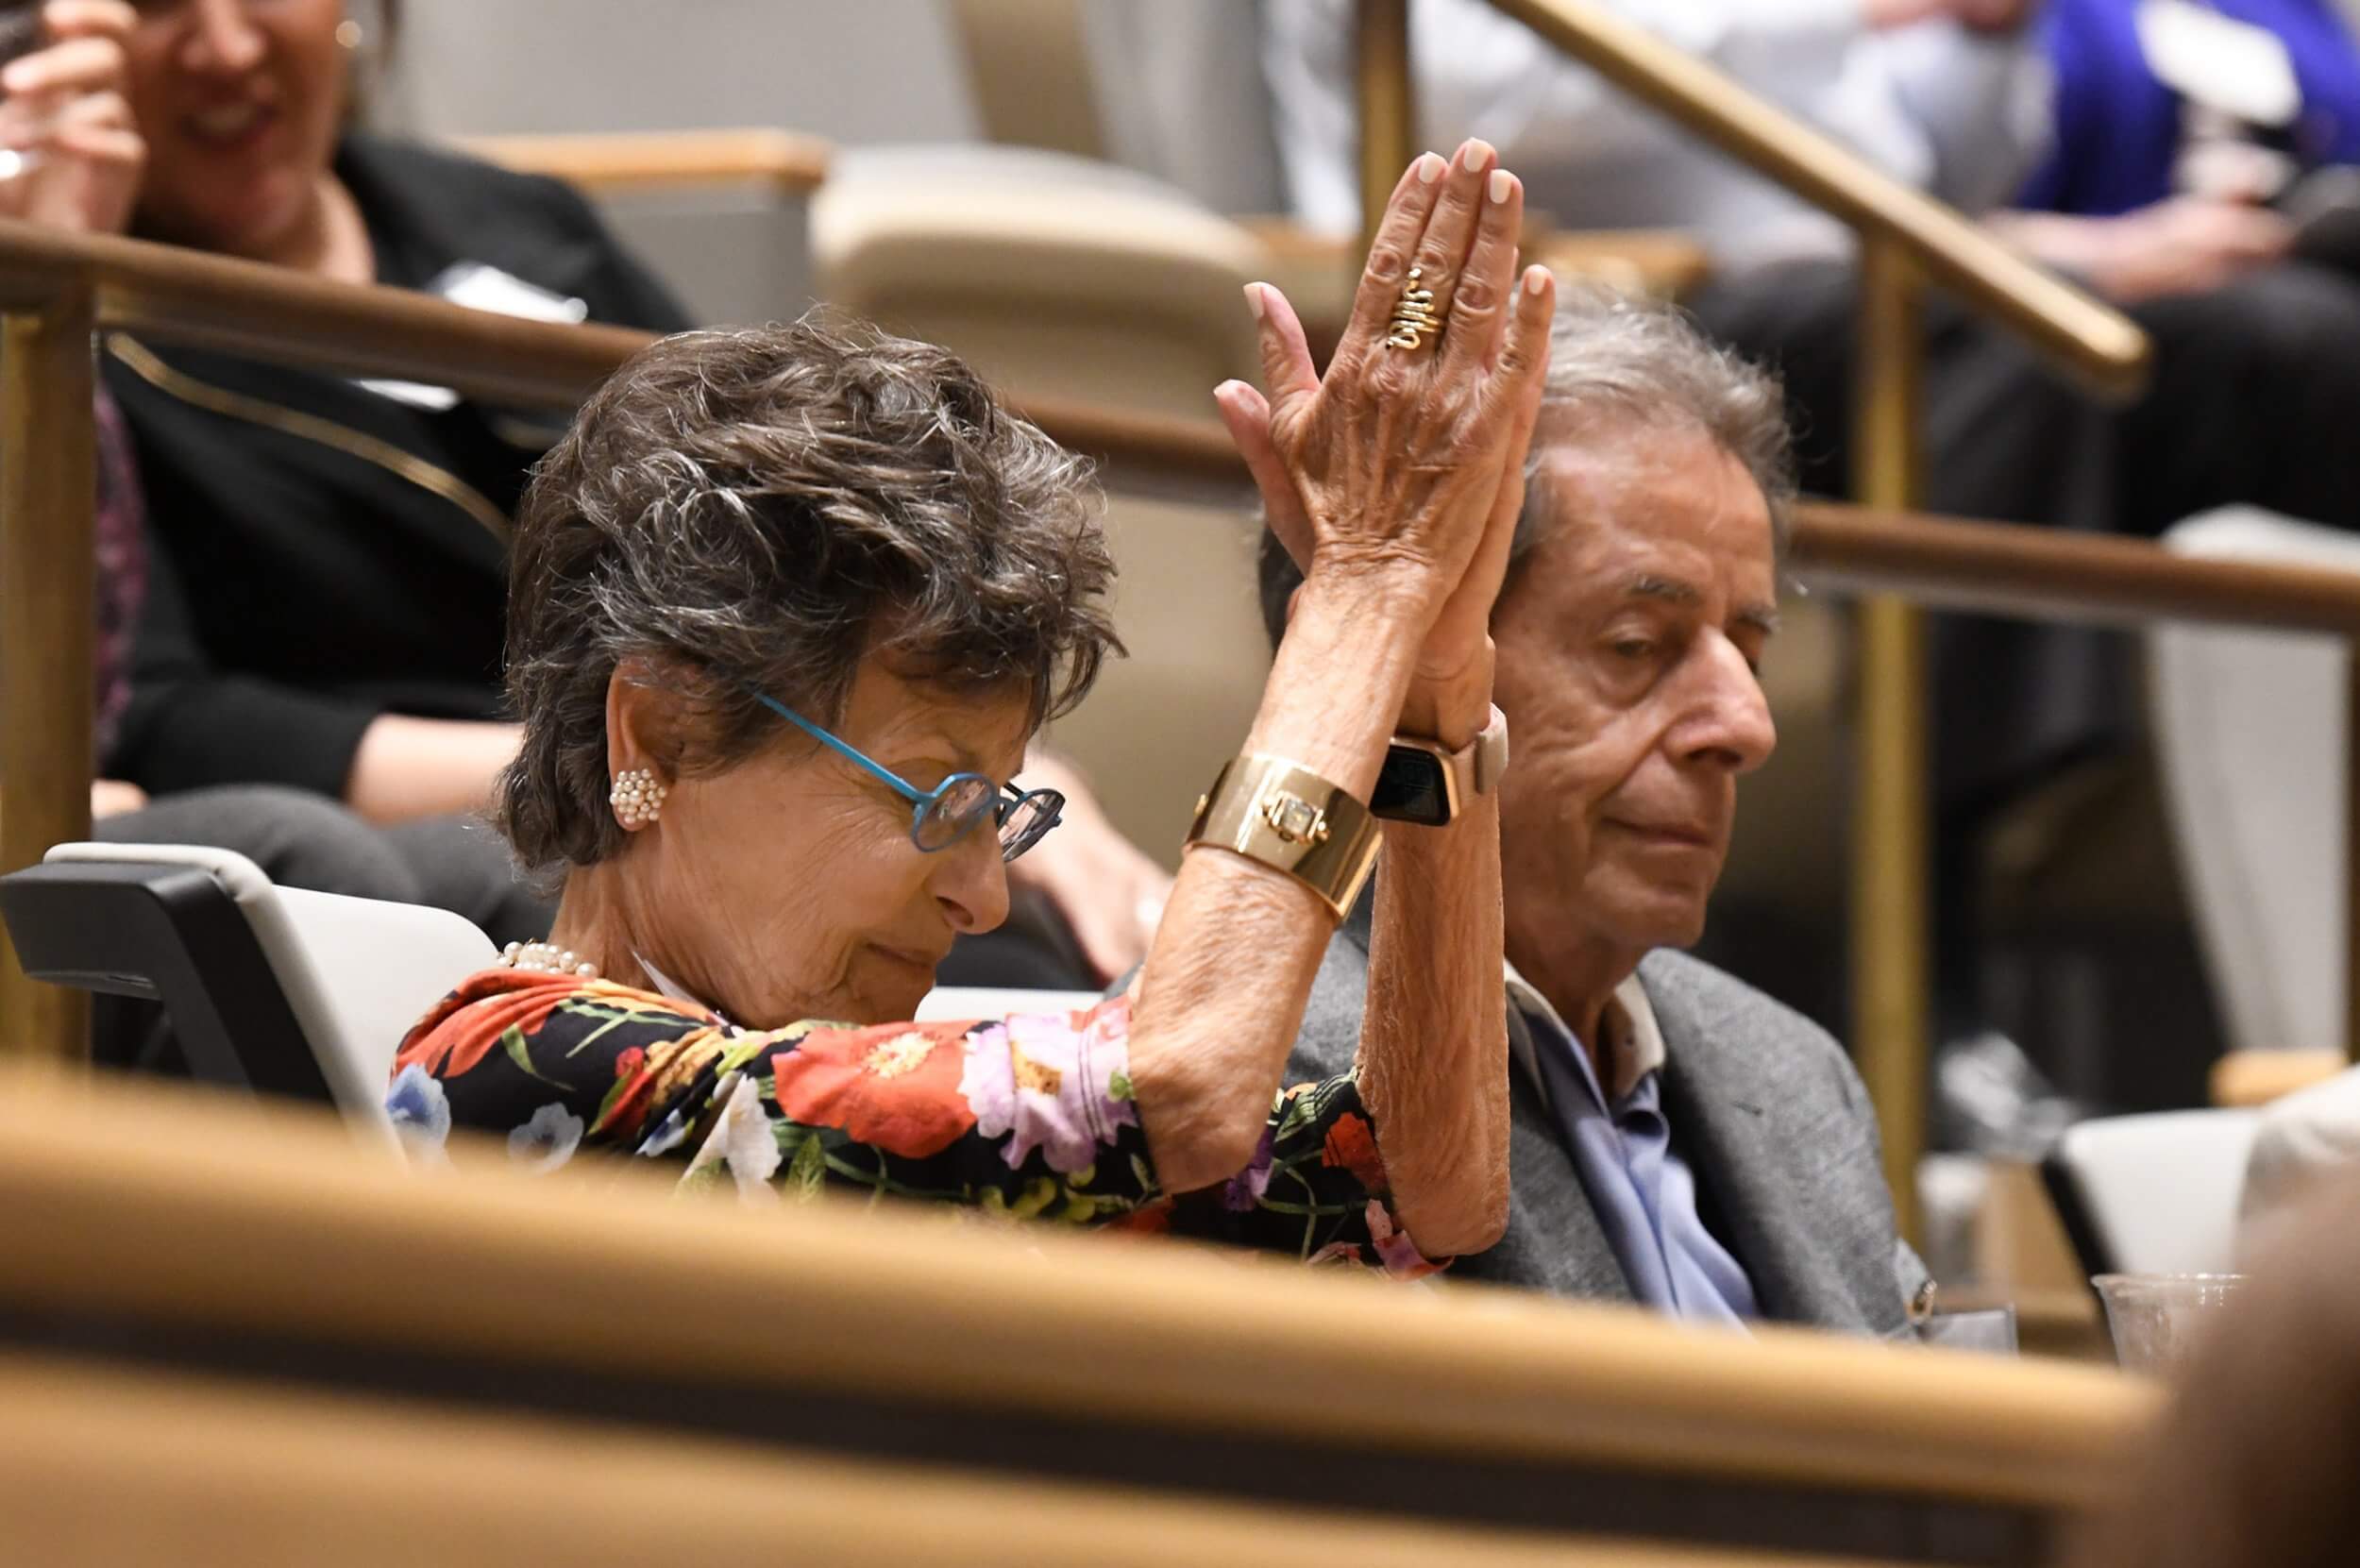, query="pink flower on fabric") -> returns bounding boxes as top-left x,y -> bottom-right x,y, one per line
958,996 -> 1139,1174
1221,1124 -> 1276,1212
1364,1199 -> 1445,1280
